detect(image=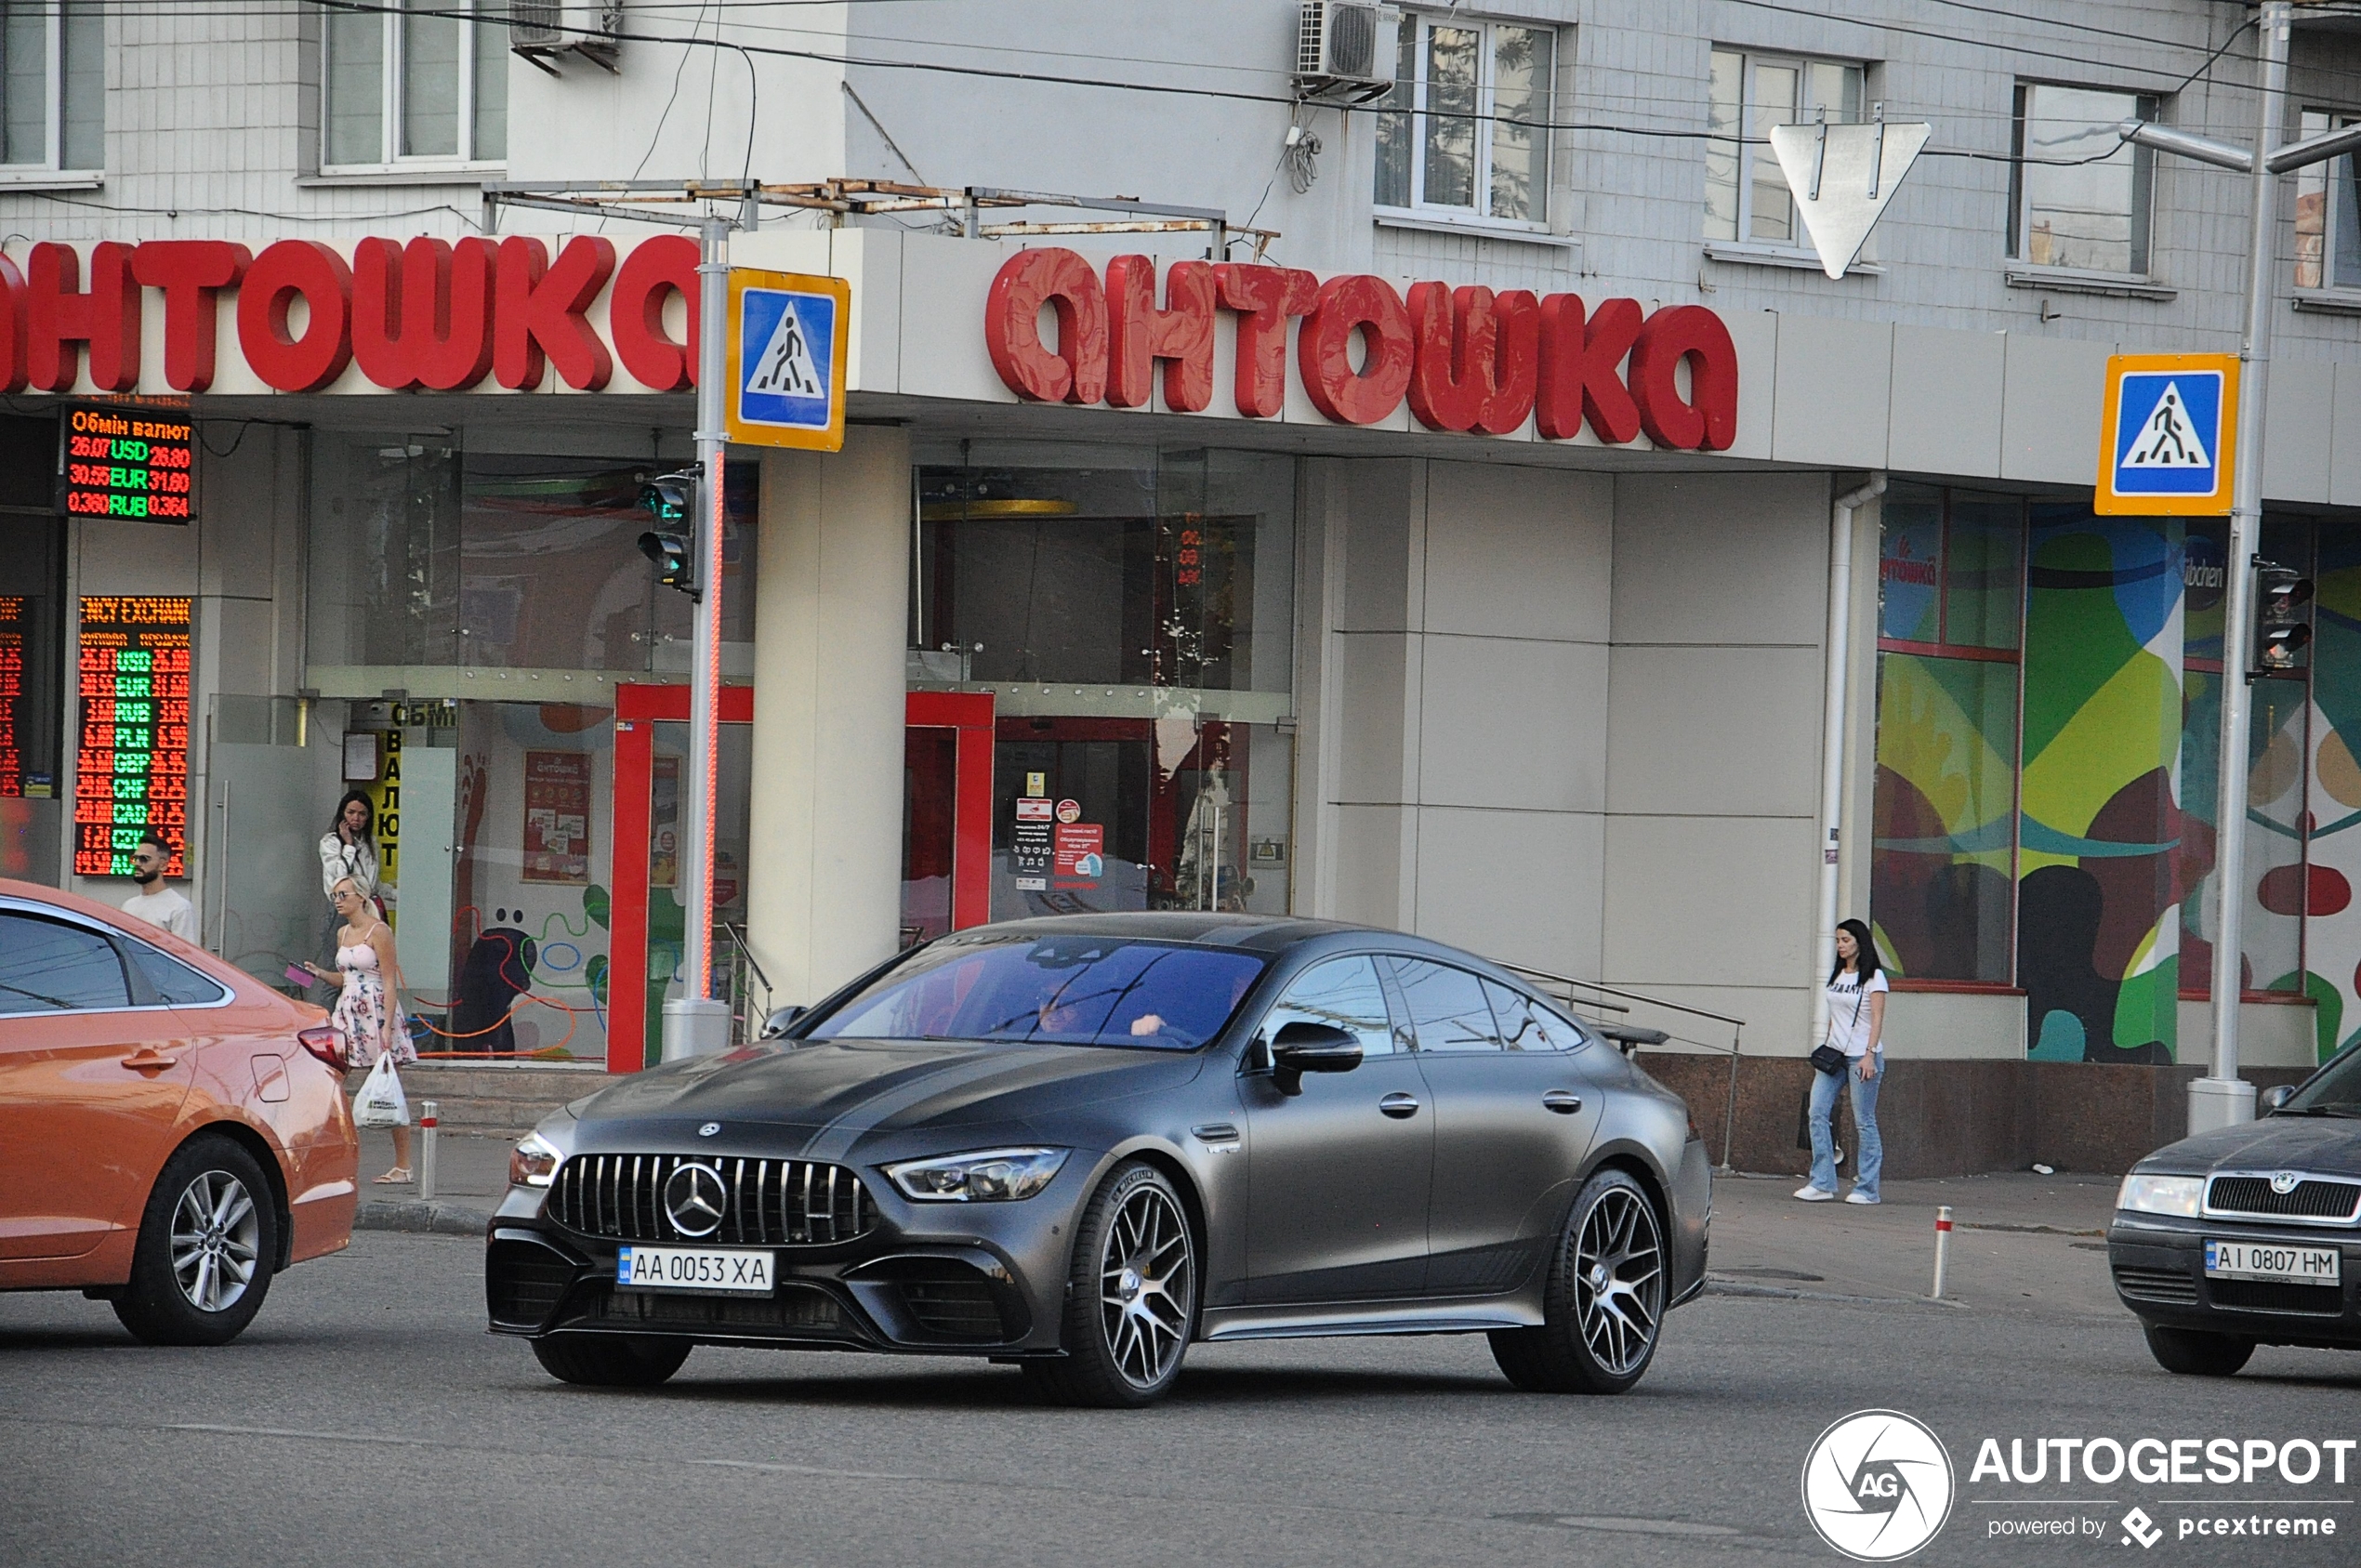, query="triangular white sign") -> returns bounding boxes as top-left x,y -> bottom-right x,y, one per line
746,302 -> 823,398
2121,381 -> 2212,468
1767,120 -> 1932,279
